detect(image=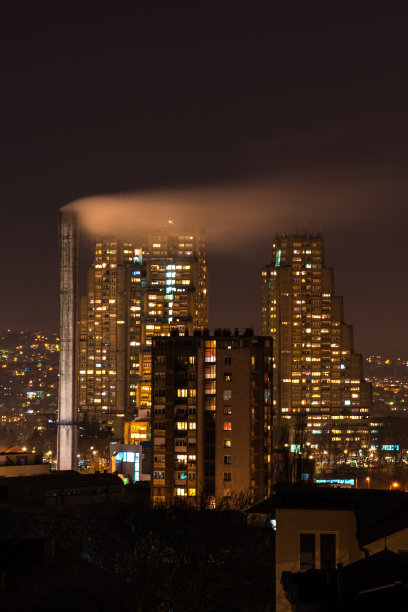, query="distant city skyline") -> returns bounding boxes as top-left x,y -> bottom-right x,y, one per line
4,221 -> 404,357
